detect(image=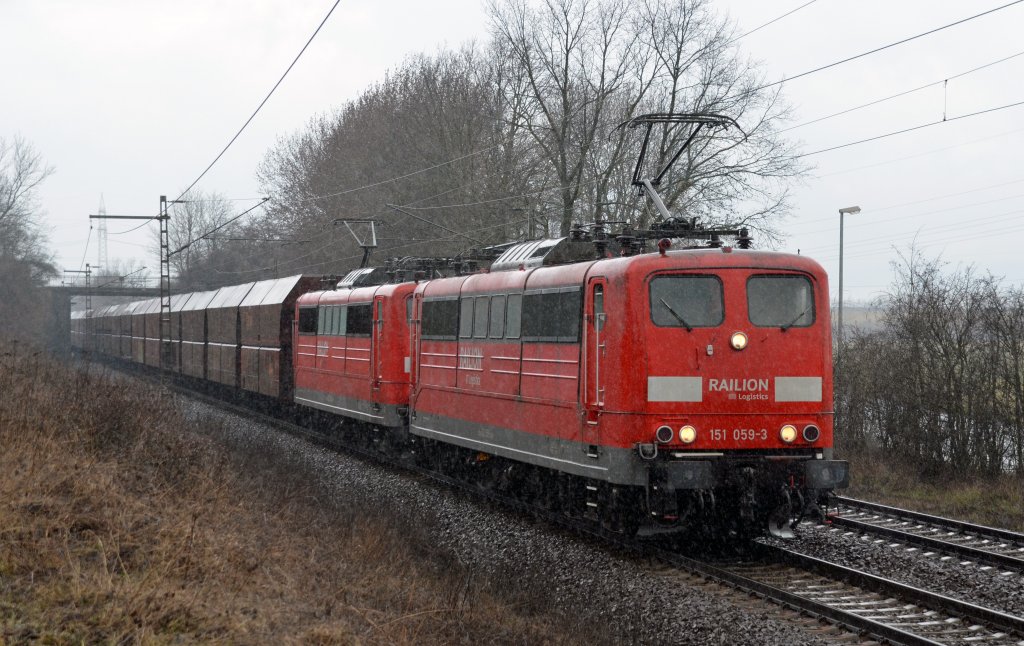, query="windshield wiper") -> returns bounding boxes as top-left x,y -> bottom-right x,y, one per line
780,305 -> 812,332
659,298 -> 693,332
